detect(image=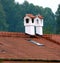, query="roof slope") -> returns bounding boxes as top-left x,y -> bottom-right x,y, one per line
0,32 -> 60,61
